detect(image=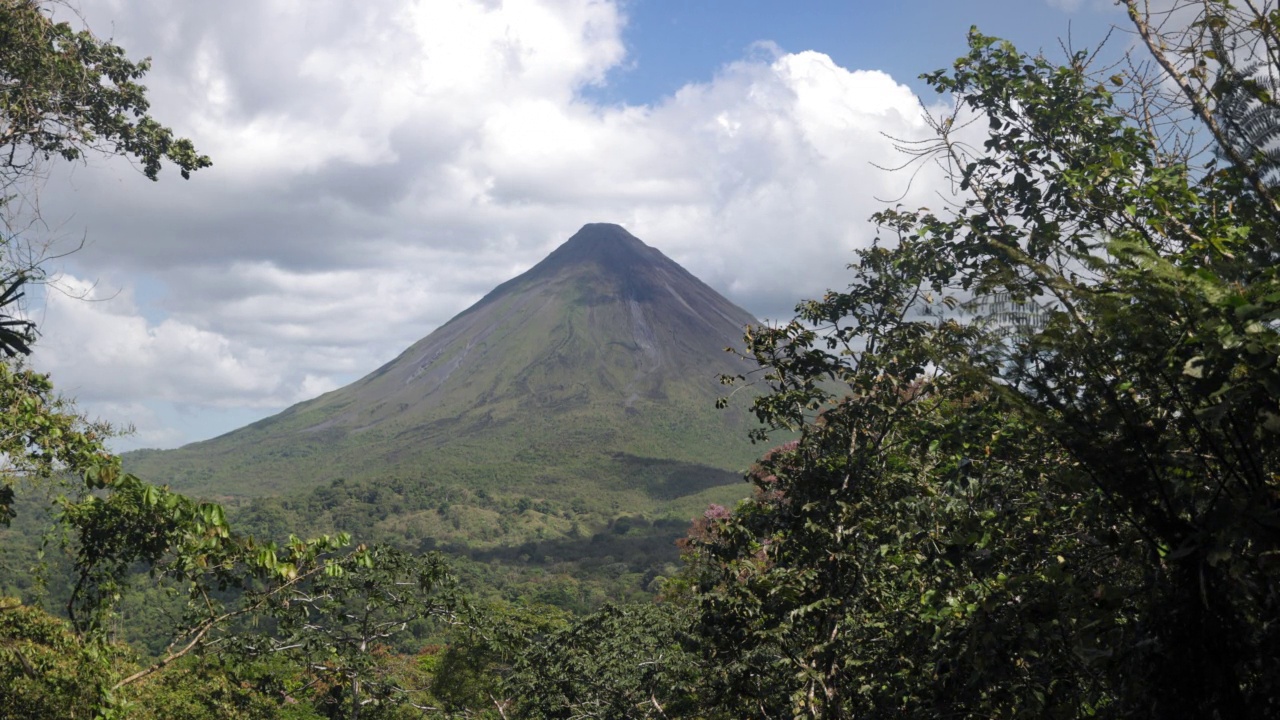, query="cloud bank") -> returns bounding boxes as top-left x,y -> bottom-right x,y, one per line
27,0 -> 950,448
